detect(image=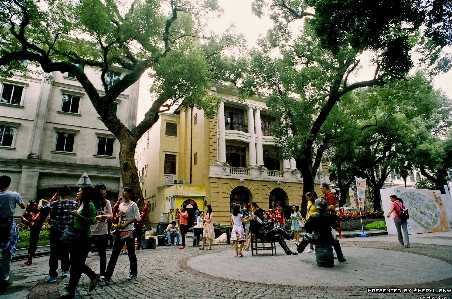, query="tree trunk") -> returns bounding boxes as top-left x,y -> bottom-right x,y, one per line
299,159 -> 315,217
118,136 -> 141,206
372,186 -> 382,211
